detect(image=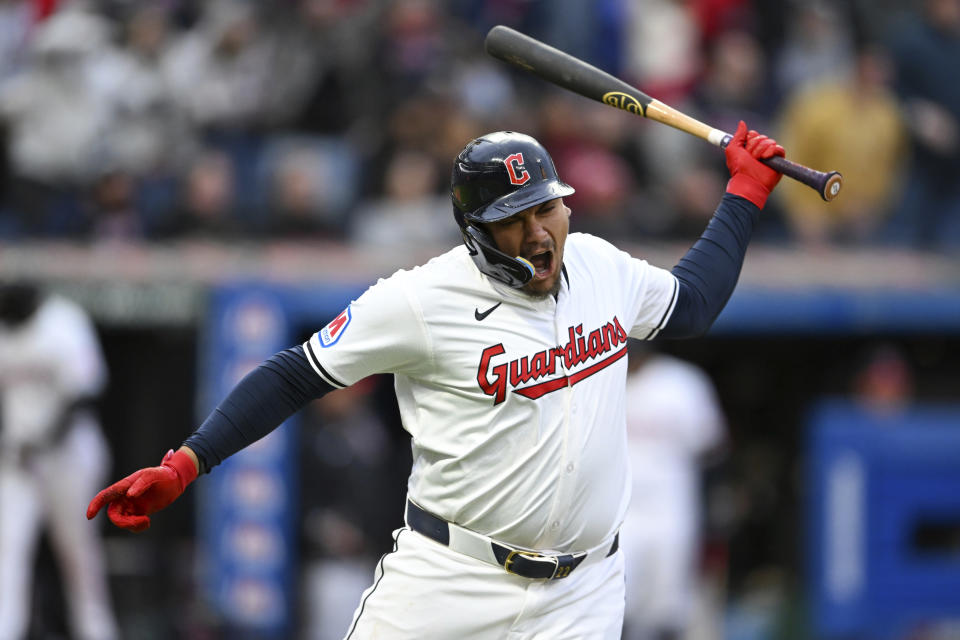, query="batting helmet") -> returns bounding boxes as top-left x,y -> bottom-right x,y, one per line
0,281 -> 40,327
451,131 -> 574,287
